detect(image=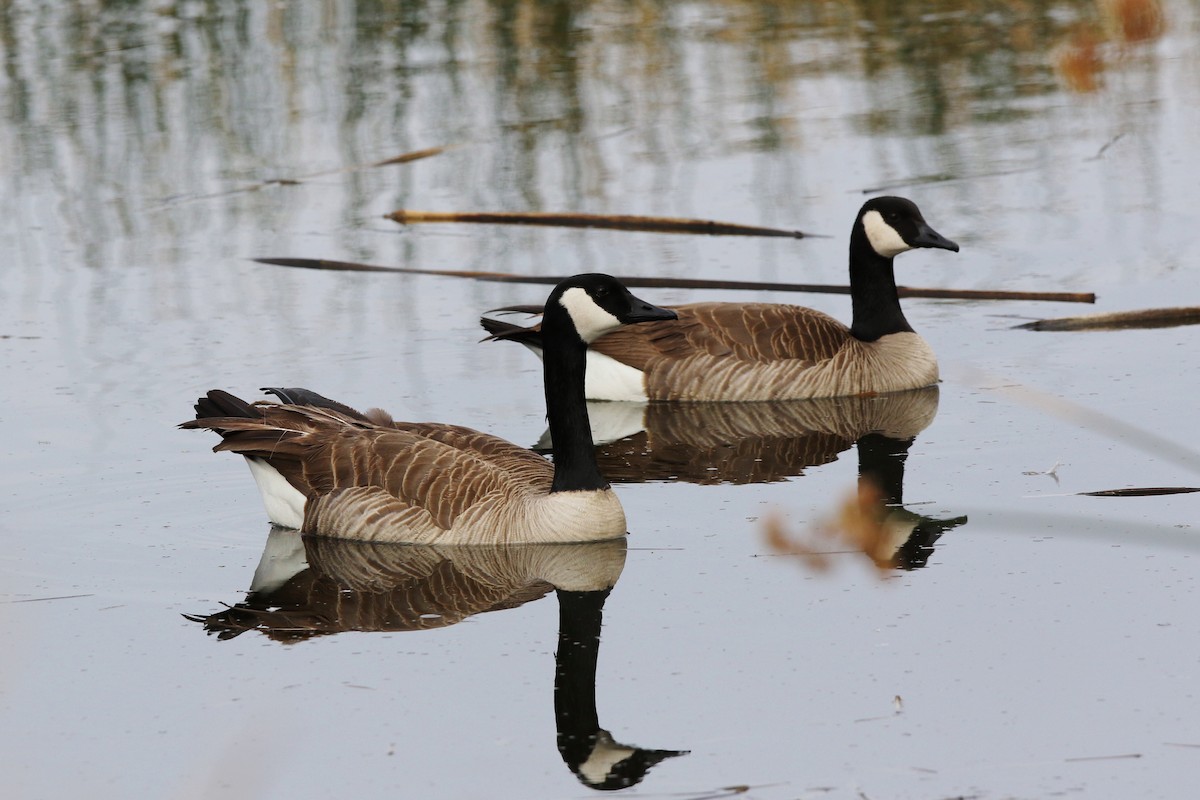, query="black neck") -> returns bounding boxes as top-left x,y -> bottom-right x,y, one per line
847,230 -> 914,342
542,316 -> 608,493
856,433 -> 914,505
554,589 -> 608,761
